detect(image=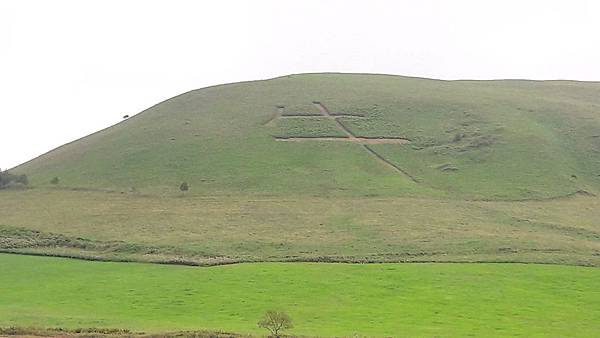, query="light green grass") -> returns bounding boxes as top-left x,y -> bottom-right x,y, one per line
1,254 -> 599,337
